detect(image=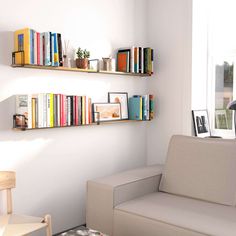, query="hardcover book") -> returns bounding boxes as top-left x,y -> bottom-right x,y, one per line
128,96 -> 142,120
14,28 -> 31,65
